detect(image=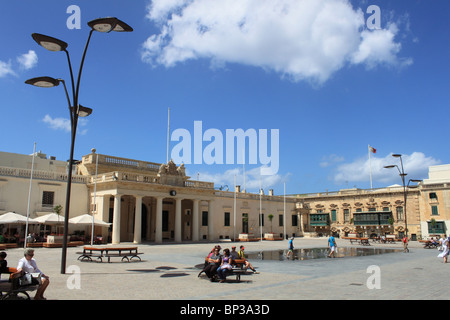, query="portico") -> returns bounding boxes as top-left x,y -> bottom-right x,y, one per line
80,151 -> 216,244
101,192 -> 215,244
